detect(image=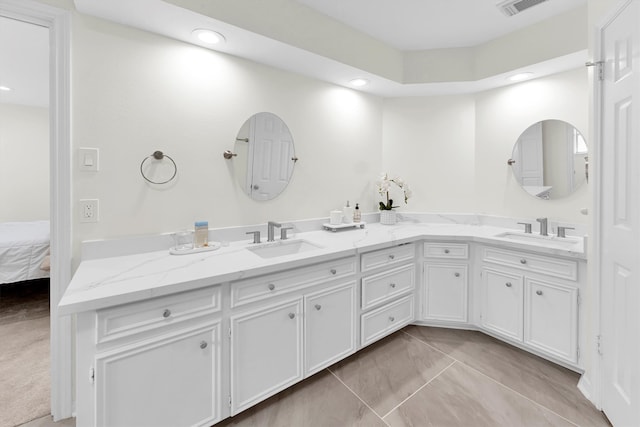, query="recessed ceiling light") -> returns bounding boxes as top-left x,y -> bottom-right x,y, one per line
349,78 -> 369,87
192,29 -> 225,45
0,86 -> 11,91
508,72 -> 534,82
